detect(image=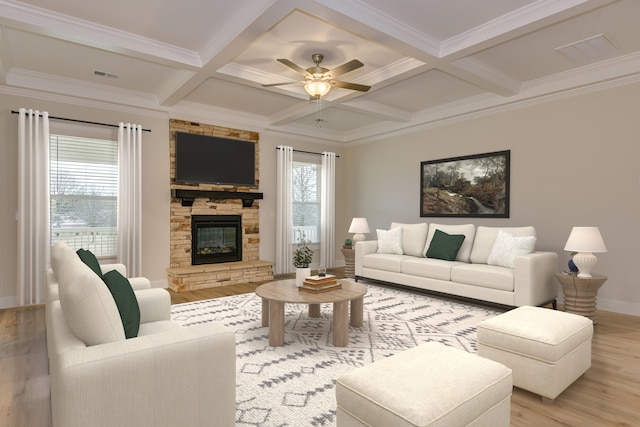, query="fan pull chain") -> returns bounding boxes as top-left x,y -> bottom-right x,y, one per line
315,96 -> 324,127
